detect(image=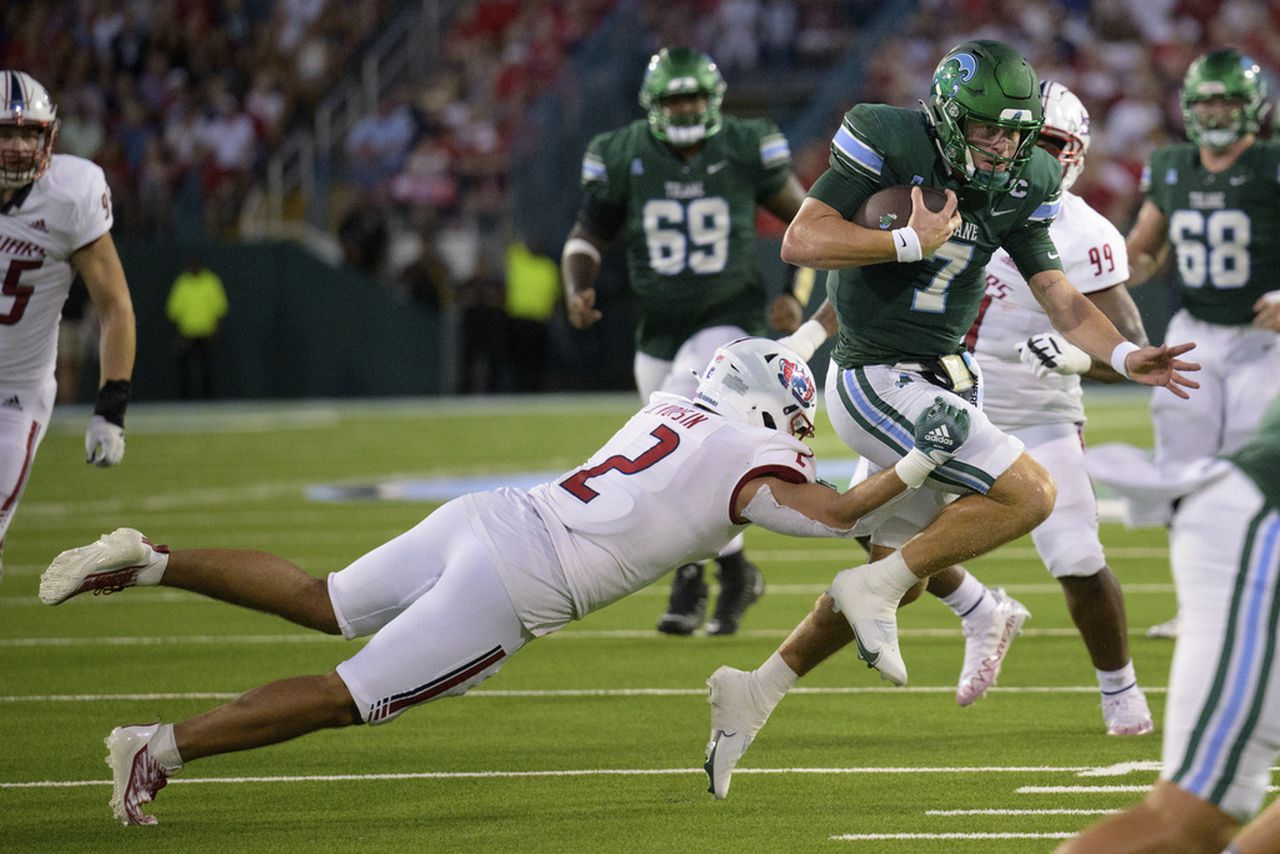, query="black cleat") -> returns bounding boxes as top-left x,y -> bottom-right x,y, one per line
657,563 -> 708,635
706,560 -> 765,636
